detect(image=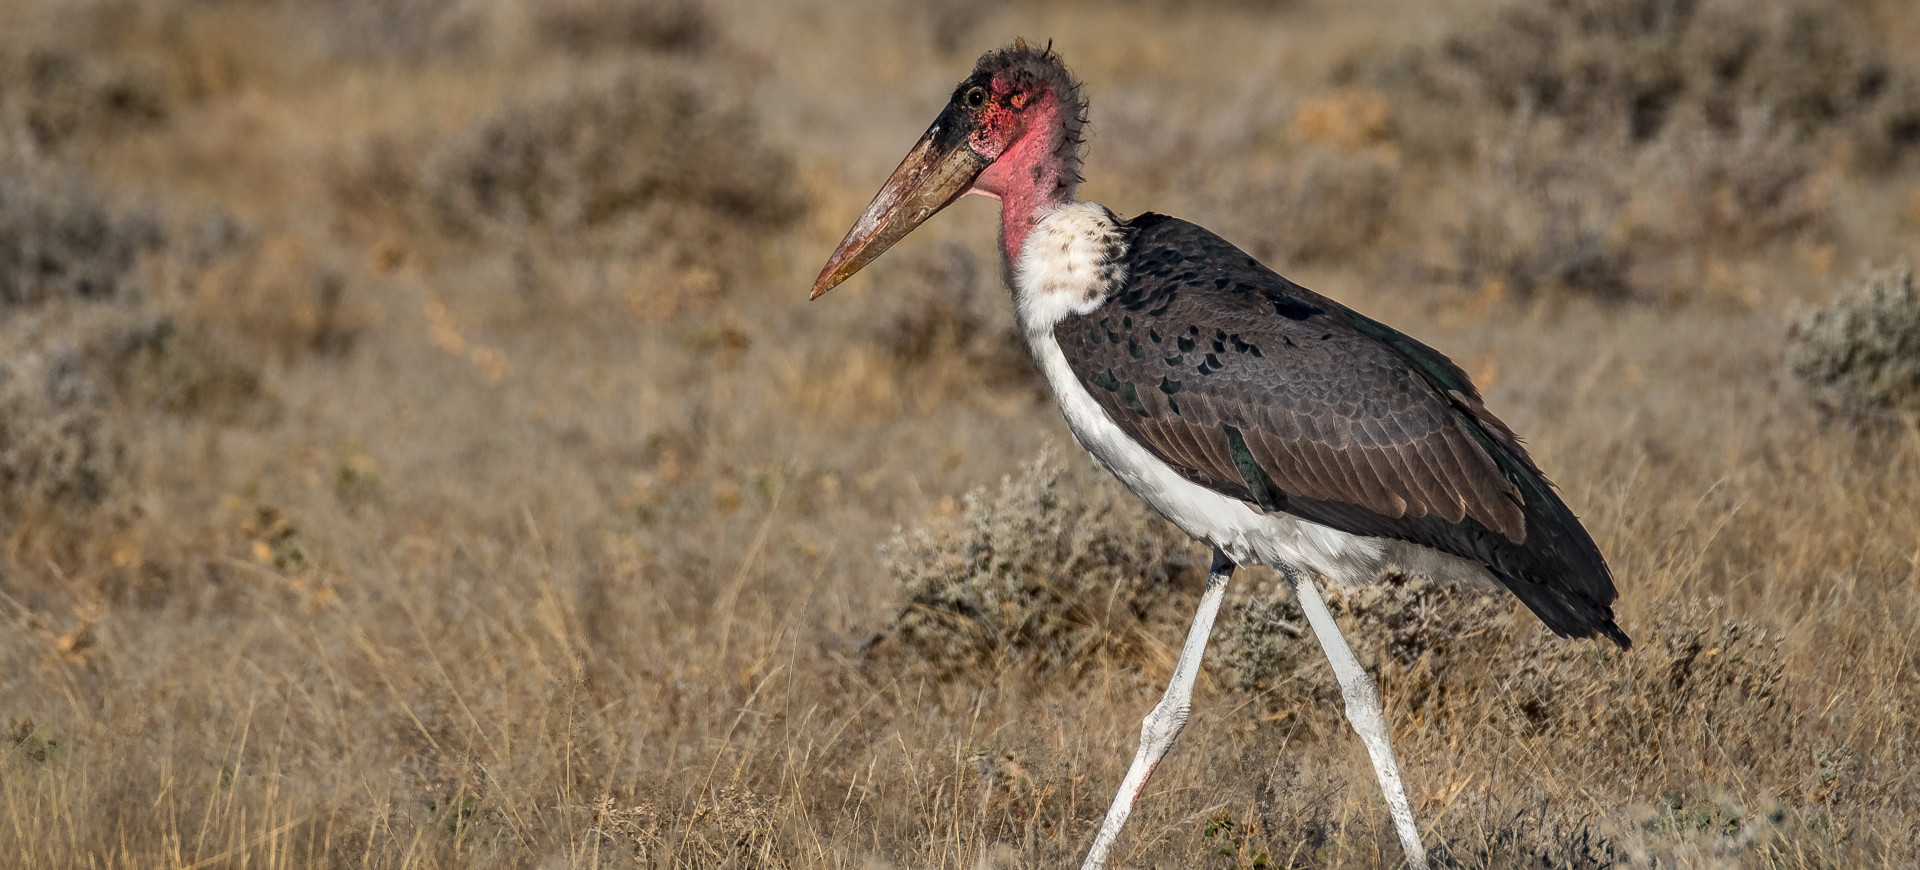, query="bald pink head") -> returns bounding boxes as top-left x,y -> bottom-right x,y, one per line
957,43 -> 1088,264
809,41 -> 1087,299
